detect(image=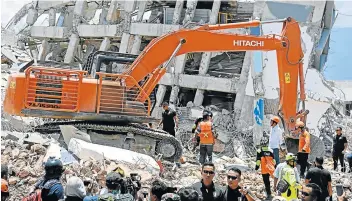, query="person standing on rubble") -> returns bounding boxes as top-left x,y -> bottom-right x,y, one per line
276,153 -> 301,201
191,110 -> 213,151
195,111 -> 217,164
83,172 -> 134,201
223,167 -> 255,201
269,116 -> 284,165
296,121 -> 311,178
158,102 -> 179,136
332,127 -> 348,172
255,135 -> 276,200
191,162 -> 224,201
1,164 -> 9,201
